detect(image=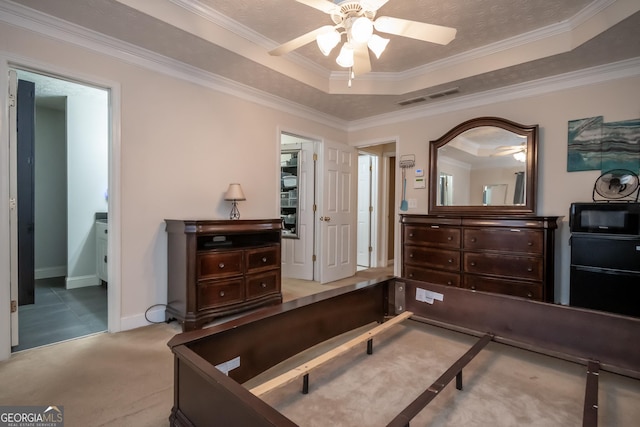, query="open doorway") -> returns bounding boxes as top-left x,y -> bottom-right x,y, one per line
357,142 -> 396,271
10,69 -> 109,352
